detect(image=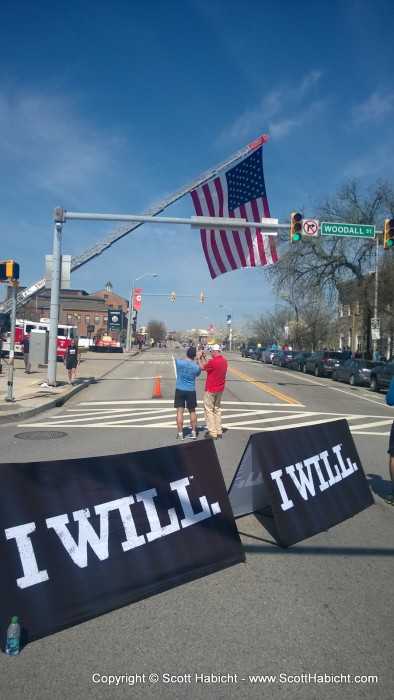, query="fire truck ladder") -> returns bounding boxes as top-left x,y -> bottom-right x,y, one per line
0,135 -> 268,315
